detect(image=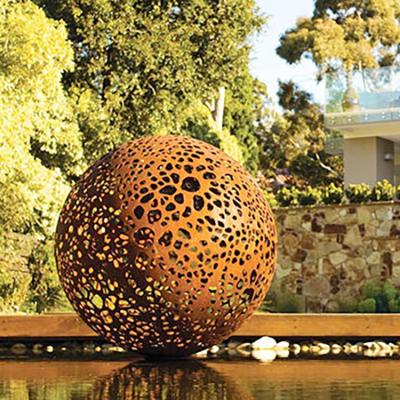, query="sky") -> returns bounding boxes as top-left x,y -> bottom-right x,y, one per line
250,0 -> 324,106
